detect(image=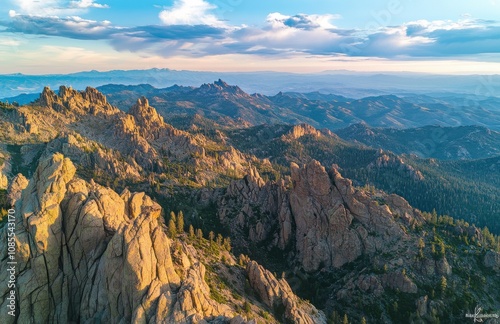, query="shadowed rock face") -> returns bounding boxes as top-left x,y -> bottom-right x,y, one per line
246,260 -> 326,324
484,250 -> 500,272
219,159 -> 424,272
0,154 -> 251,323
